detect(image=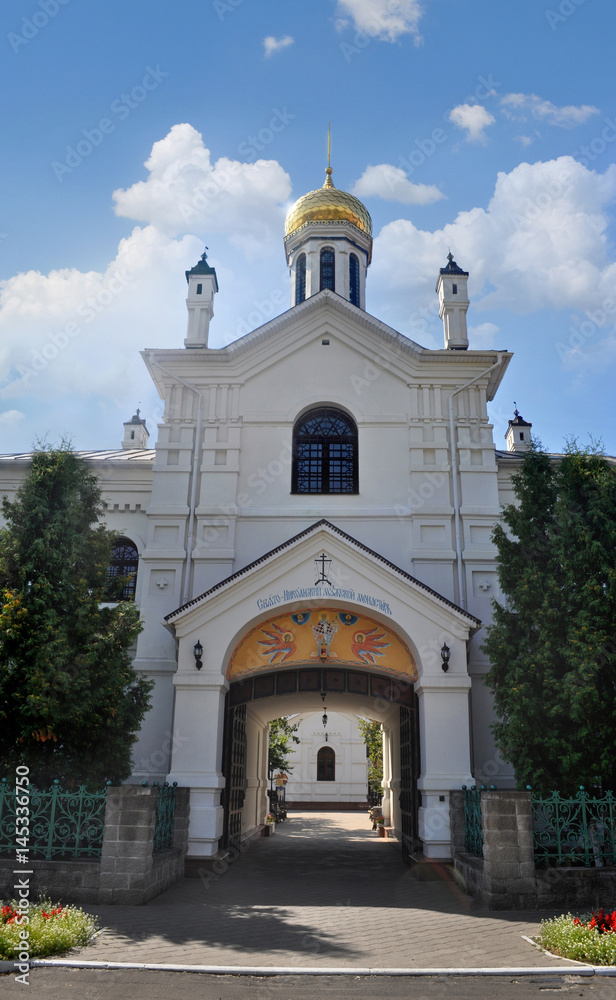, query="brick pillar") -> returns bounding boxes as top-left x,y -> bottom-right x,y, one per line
172,788 -> 190,854
98,786 -> 157,905
448,790 -> 466,858
482,790 -> 536,909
